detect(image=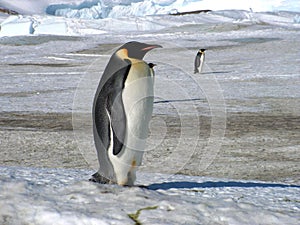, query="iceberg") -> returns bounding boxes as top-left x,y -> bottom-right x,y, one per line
44,0 -> 300,20
0,15 -> 34,36
1,0 -> 300,18
107,1 -> 157,18
0,0 -> 300,36
34,17 -> 68,35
